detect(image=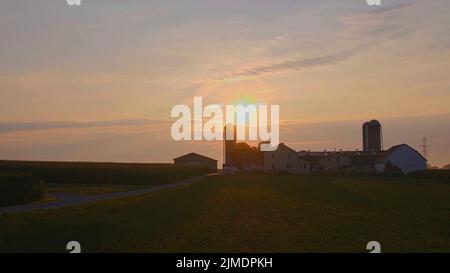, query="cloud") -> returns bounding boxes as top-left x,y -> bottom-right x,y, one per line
203,42 -> 377,82
366,1 -> 418,15
198,2 -> 423,84
0,119 -> 170,134
343,0 -> 419,24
